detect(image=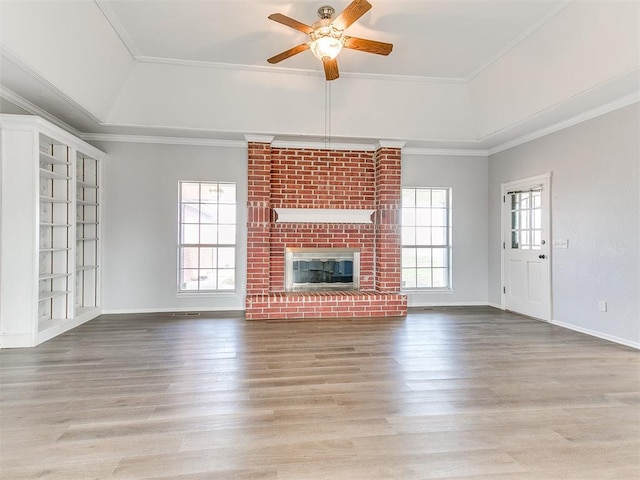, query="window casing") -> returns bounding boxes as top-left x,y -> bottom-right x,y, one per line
178,181 -> 236,292
401,187 -> 452,290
